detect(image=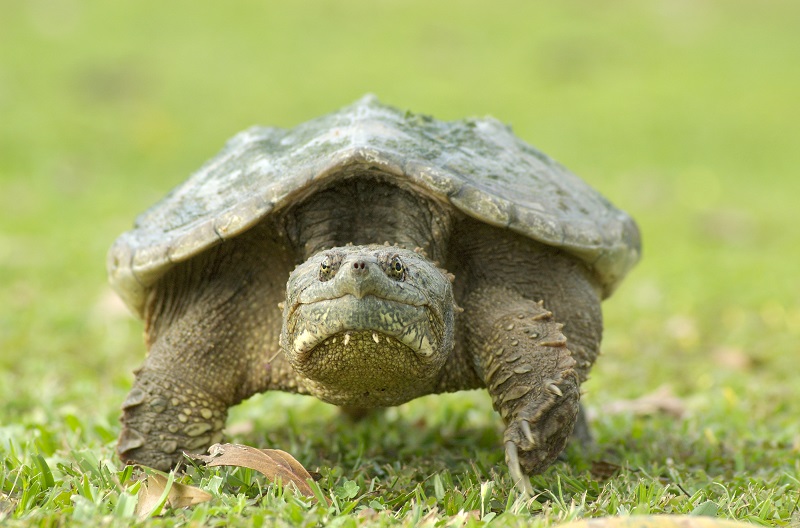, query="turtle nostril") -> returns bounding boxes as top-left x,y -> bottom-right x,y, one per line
353,260 -> 367,271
